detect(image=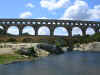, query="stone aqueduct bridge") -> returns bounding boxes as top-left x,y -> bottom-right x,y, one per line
0,19 -> 100,45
